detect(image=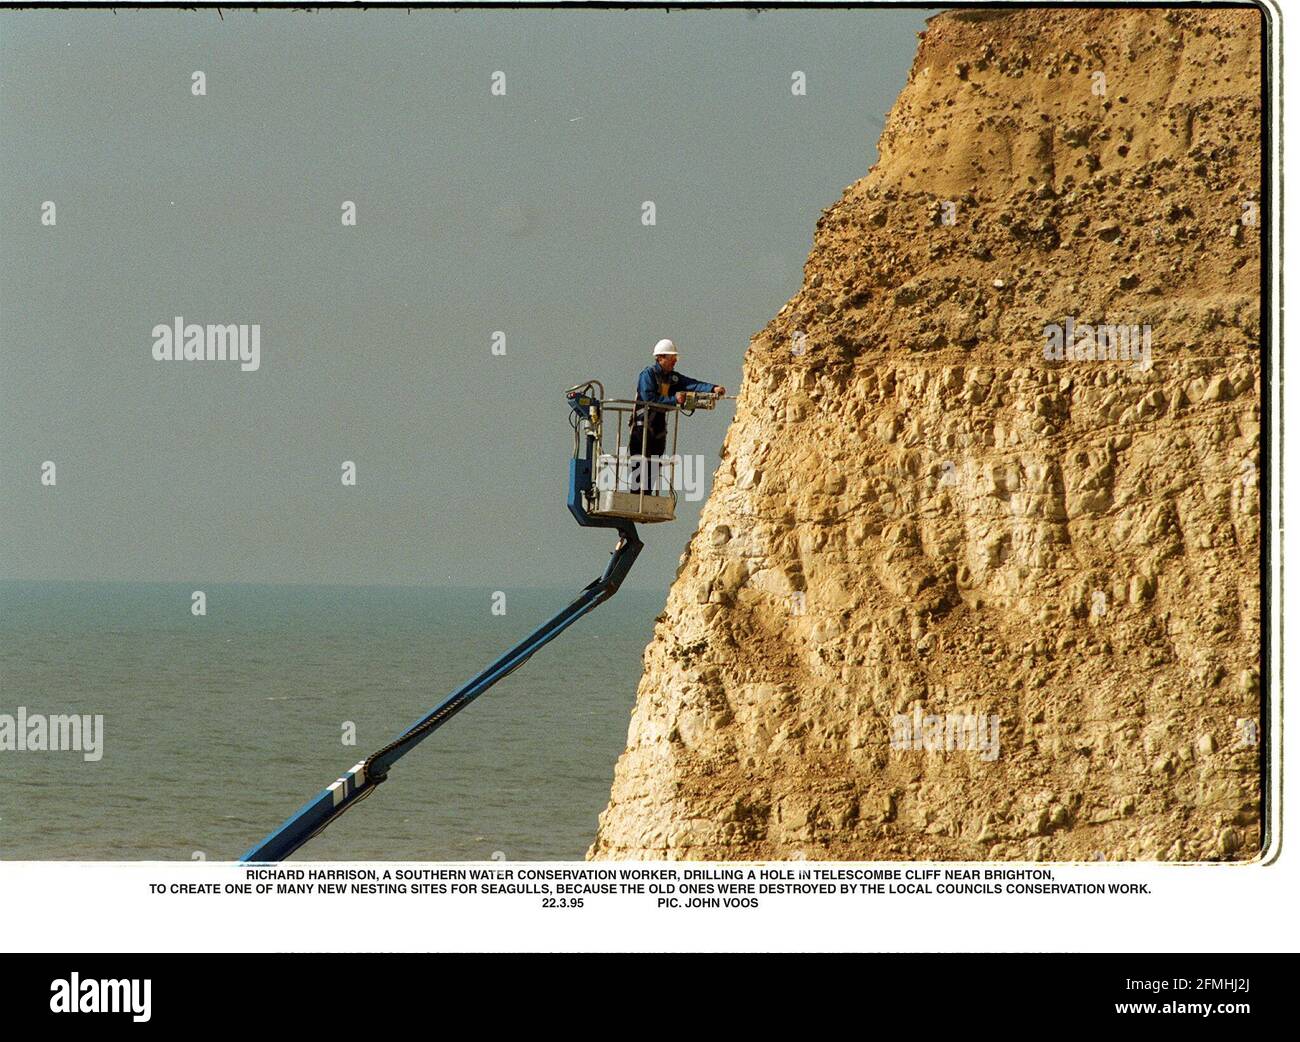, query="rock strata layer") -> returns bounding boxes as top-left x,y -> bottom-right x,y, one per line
590,7 -> 1263,861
